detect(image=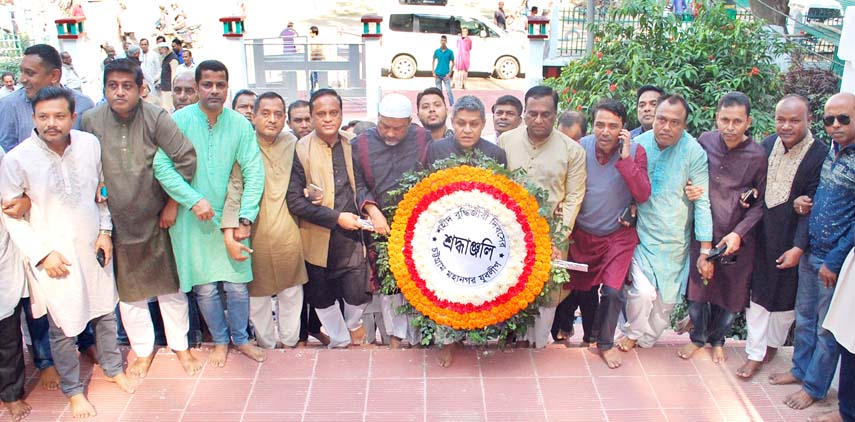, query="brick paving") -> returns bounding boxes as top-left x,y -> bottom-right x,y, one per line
0,329 -> 841,422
